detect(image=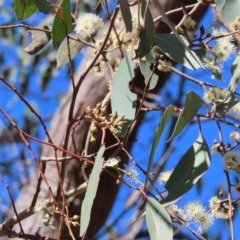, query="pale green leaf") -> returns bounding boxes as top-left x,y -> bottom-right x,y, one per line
80,145 -> 105,236
161,135 -> 211,207
215,0 -> 240,23
24,26 -> 51,54
150,0 -> 203,69
168,91 -> 204,141
52,0 -> 72,48
154,34 -> 205,70
119,0 -> 132,32
14,0 -> 37,20
111,51 -> 137,135
140,57 -> 158,90
145,106 -> 173,189
56,34 -> 84,68
146,197 -> 172,240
